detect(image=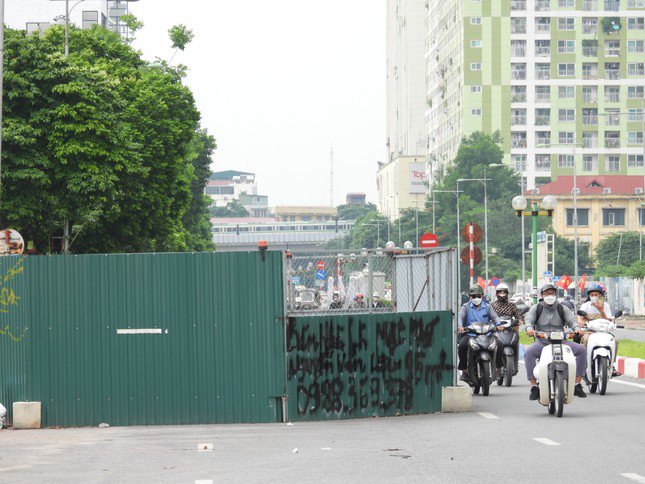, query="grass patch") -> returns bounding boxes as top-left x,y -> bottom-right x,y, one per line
519,333 -> 645,359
